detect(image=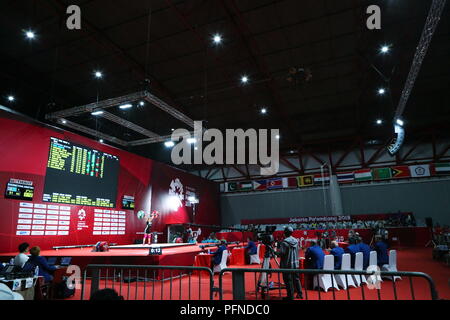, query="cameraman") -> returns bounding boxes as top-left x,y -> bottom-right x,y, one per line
276,226 -> 303,300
